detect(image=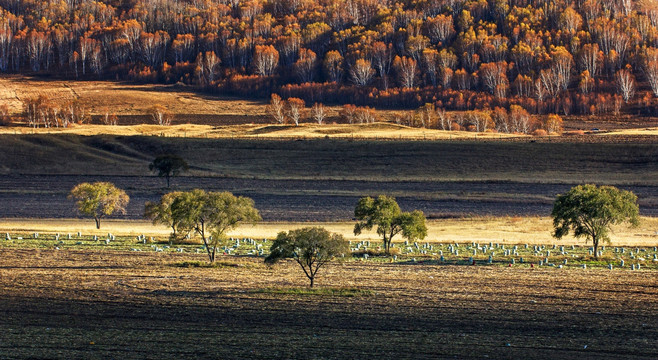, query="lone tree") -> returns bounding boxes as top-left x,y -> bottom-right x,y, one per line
144,191 -> 184,240
354,195 -> 427,254
149,104 -> 173,126
265,227 -> 349,288
149,154 -> 189,188
170,189 -> 261,262
552,184 -> 639,258
69,182 -> 129,229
